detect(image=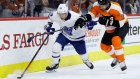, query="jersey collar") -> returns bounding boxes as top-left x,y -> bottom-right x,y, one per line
65,11 -> 71,21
